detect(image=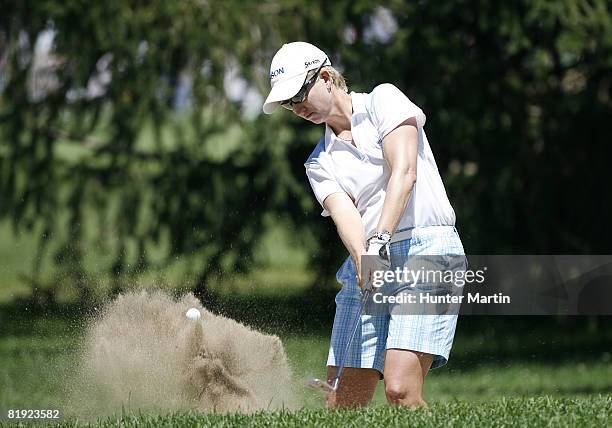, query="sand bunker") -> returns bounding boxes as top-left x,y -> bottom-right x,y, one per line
70,290 -> 295,416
